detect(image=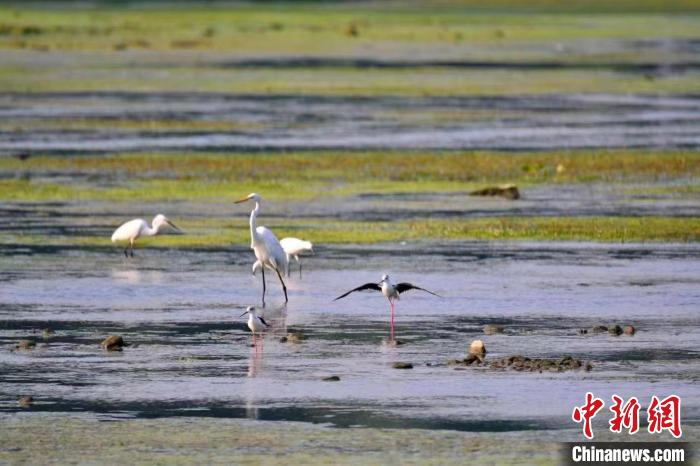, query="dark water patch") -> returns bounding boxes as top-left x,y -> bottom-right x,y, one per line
212,57 -> 700,74
0,397 -> 558,432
